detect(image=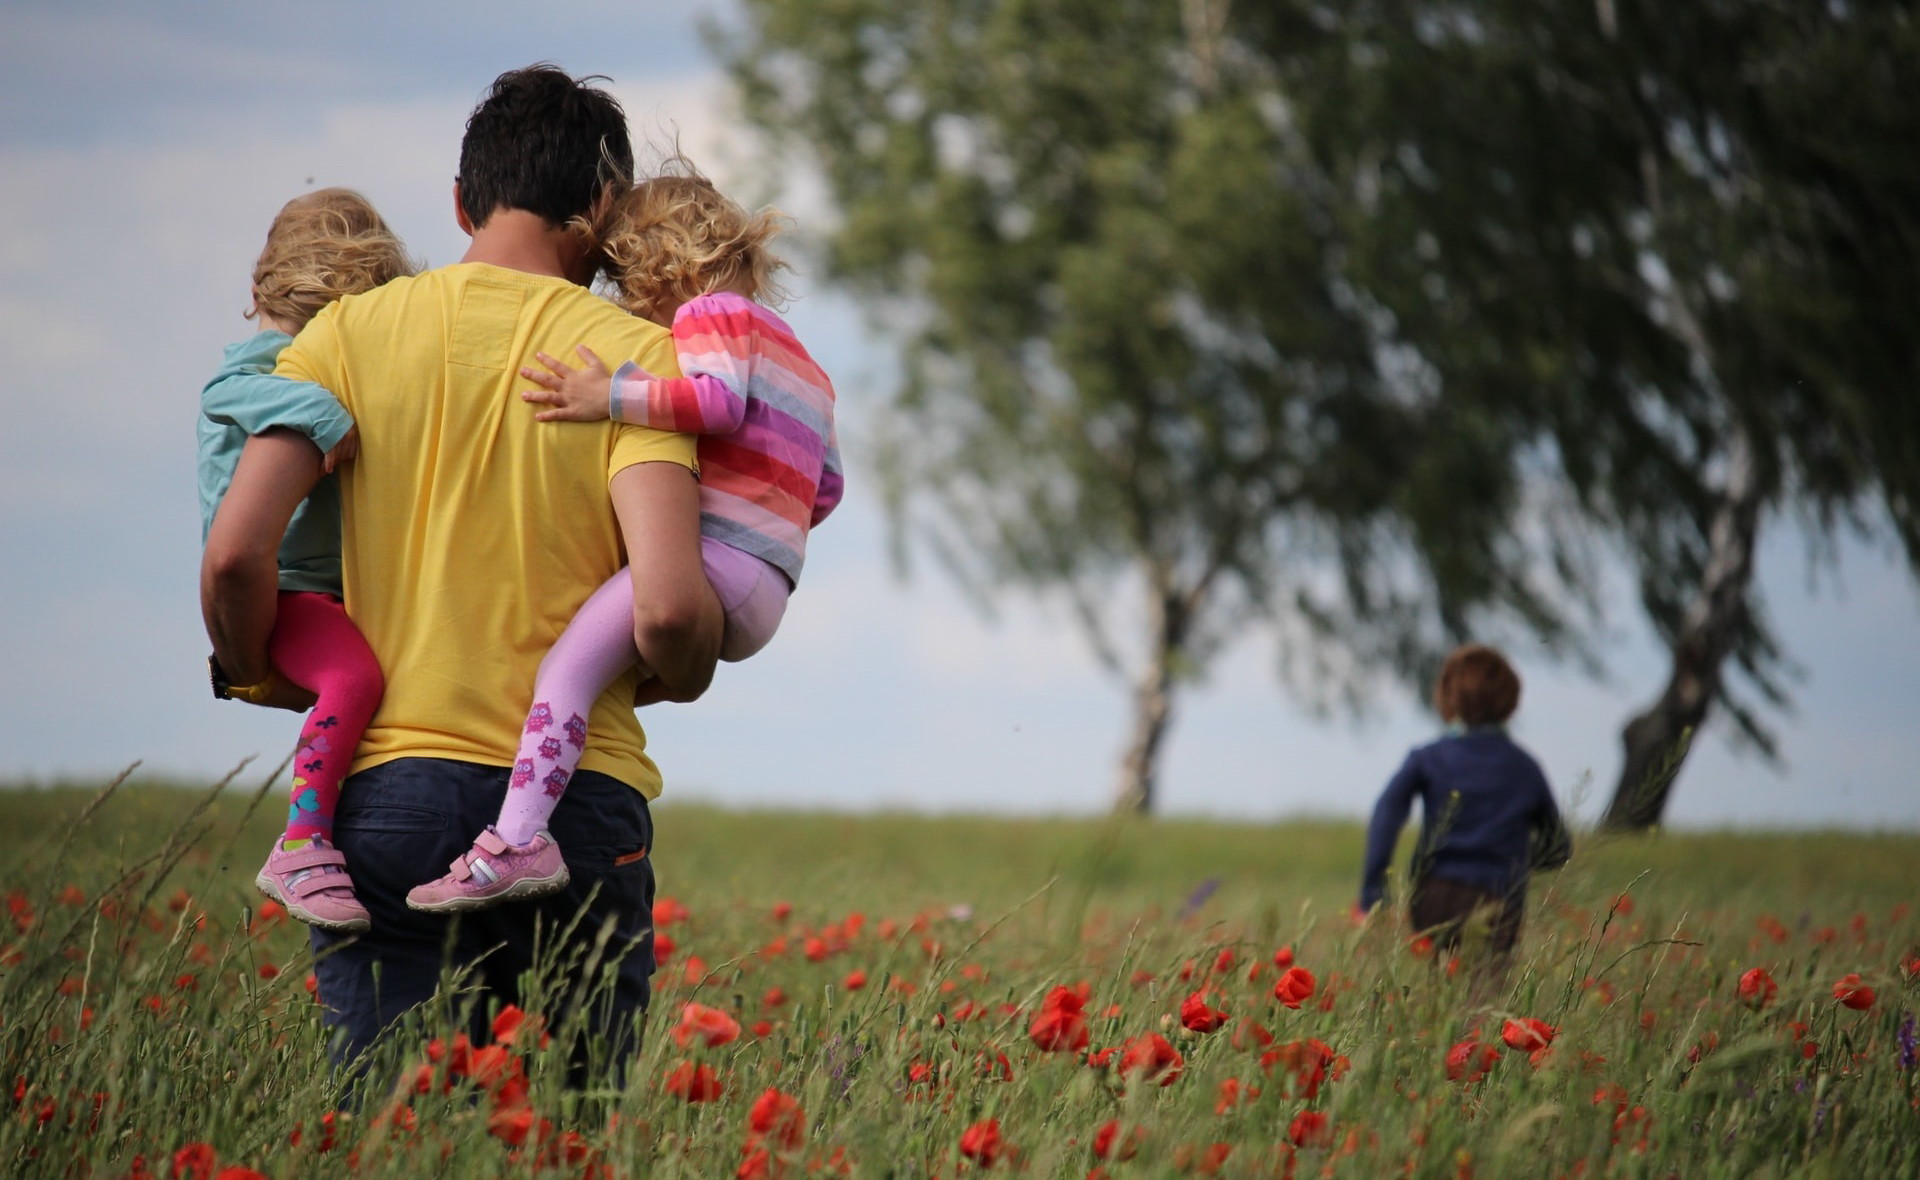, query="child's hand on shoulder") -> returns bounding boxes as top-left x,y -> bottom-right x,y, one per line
520,345 -> 615,422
